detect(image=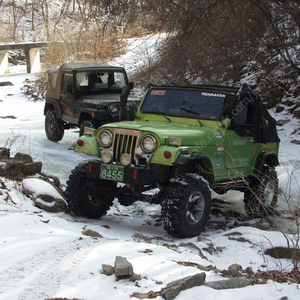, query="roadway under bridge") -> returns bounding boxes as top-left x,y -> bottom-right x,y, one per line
0,42 -> 48,75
